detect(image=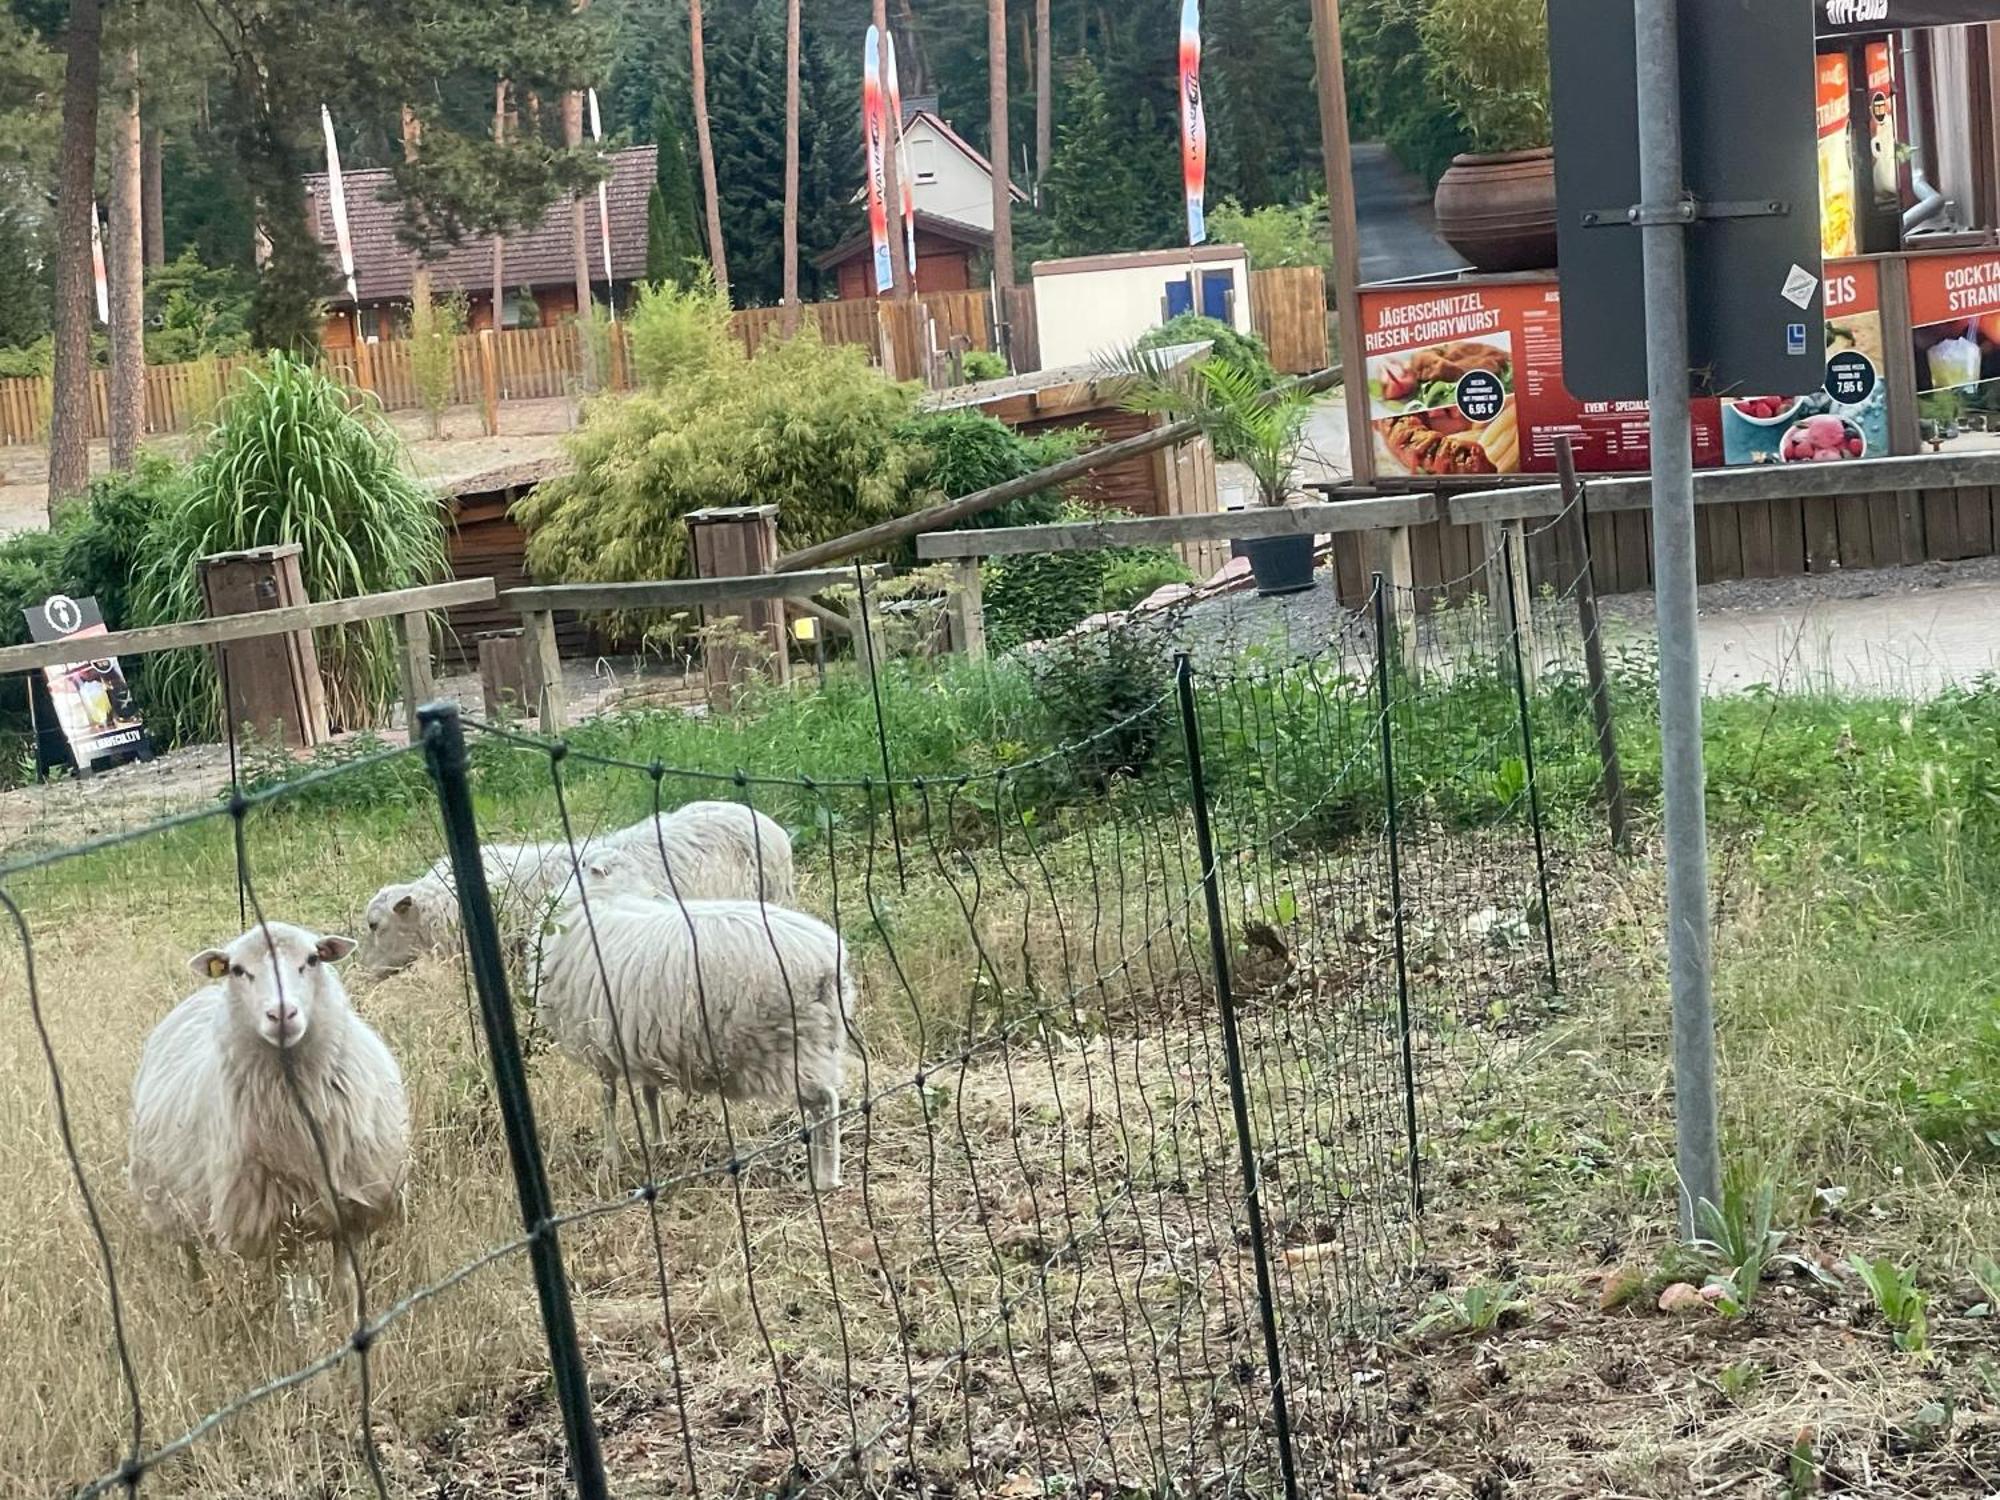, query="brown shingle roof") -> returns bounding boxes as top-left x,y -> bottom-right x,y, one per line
304,145 -> 658,304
